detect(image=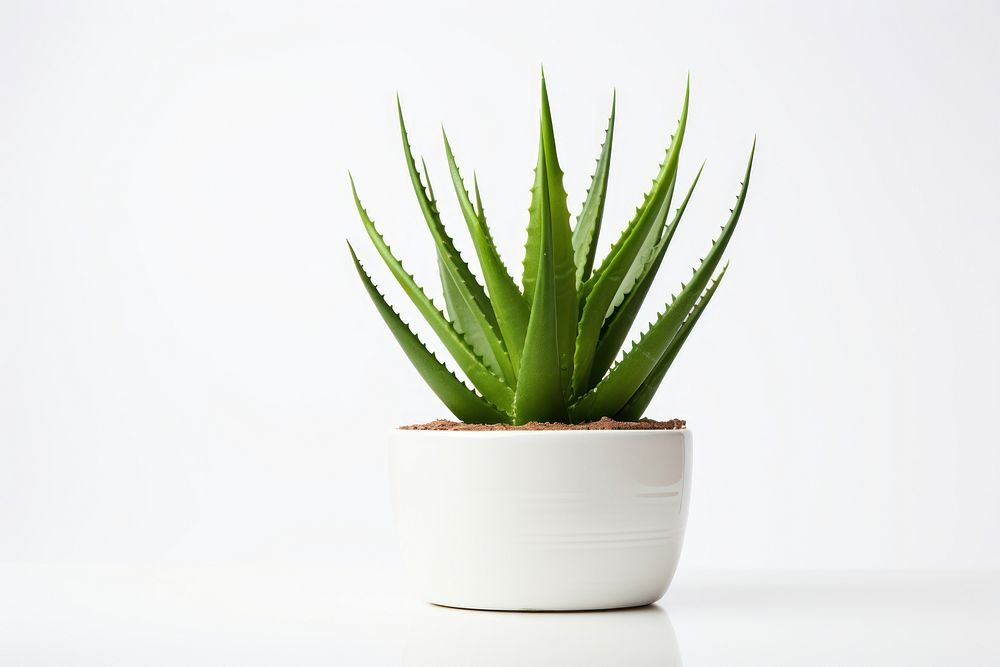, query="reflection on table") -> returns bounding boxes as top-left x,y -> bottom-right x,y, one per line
403,602 -> 680,666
